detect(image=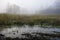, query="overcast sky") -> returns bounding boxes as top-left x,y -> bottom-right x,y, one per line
0,0 -> 59,14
